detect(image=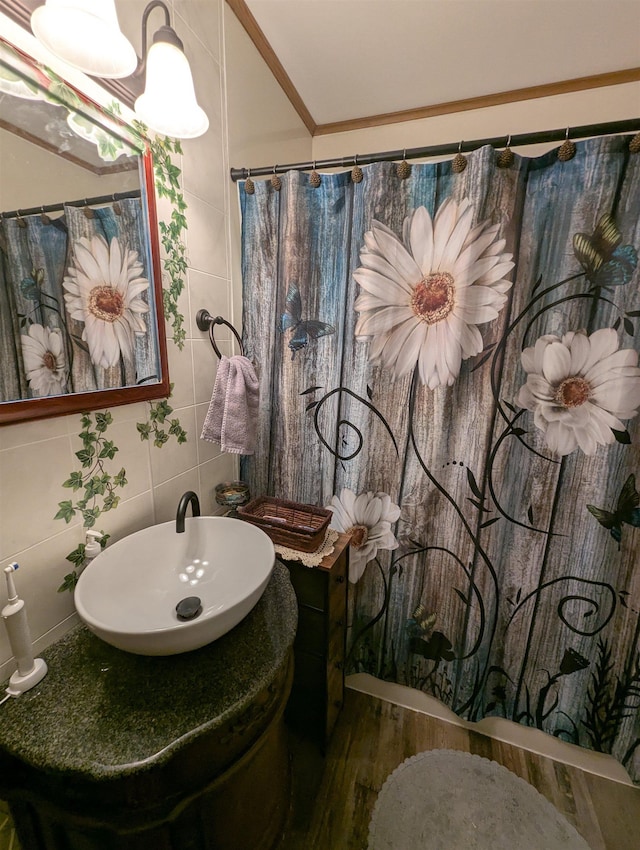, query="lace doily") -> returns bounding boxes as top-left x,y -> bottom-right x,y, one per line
275,528 -> 339,567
